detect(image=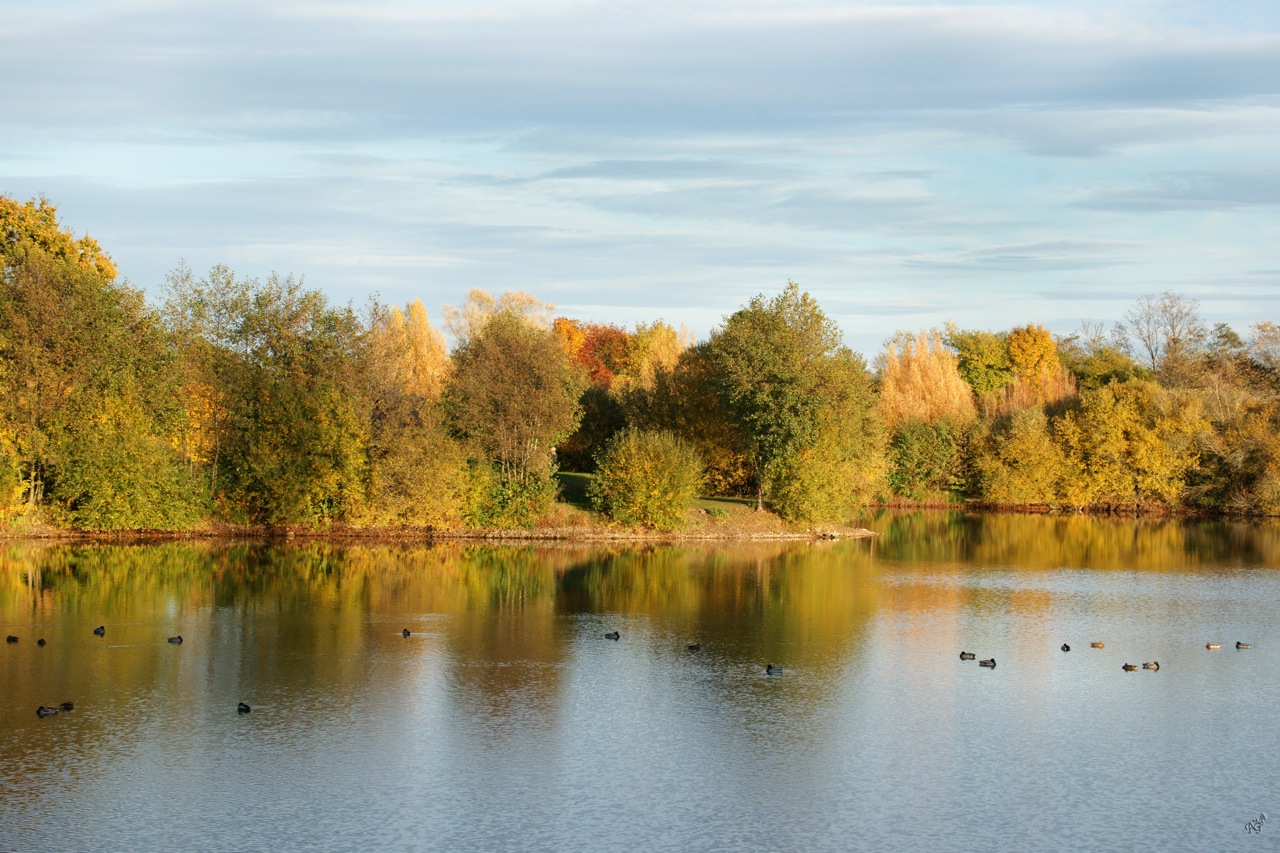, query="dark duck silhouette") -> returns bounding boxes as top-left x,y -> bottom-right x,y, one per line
1061,644 -> 1070,652
168,636 -> 183,644
402,629 -> 411,638
604,631 -> 620,641
959,651 -> 976,660
93,626 -> 105,637
237,702 -> 251,714
36,706 -> 59,718
978,658 -> 996,668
